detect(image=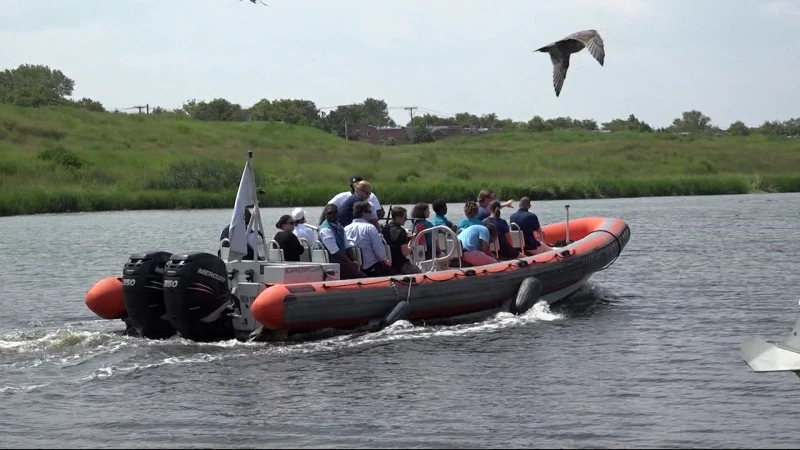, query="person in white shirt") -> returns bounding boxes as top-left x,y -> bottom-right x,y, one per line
328,175 -> 384,222
291,207 -> 317,244
318,204 -> 365,280
344,200 -> 396,277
